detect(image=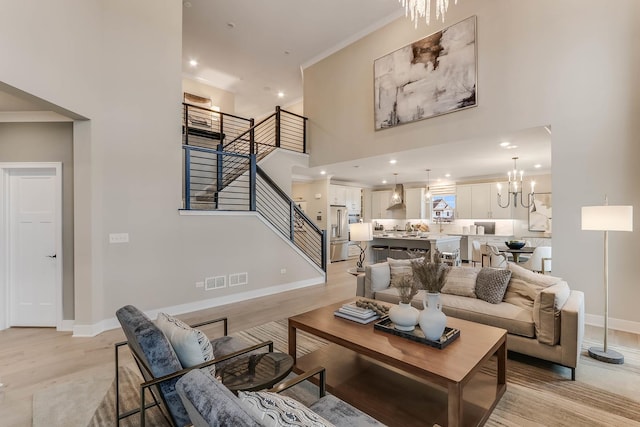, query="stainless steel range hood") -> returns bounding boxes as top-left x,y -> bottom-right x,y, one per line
387,184 -> 406,210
